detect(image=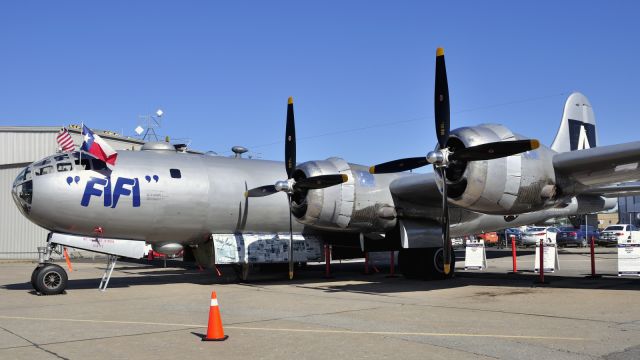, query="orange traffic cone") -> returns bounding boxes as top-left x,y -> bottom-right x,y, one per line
202,291 -> 228,341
